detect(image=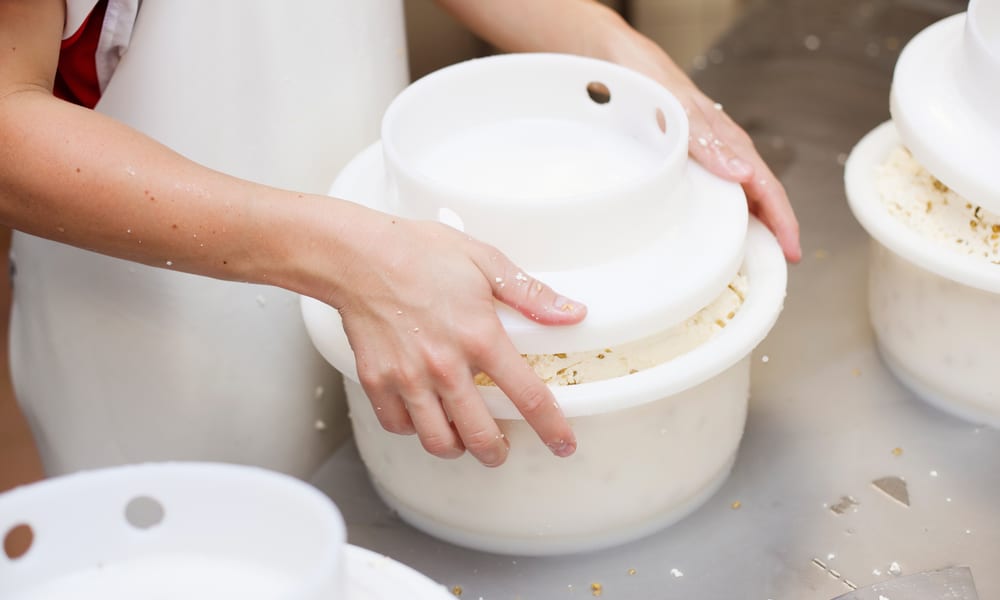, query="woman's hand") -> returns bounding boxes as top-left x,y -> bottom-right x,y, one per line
673,84 -> 802,263
319,209 -> 585,467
